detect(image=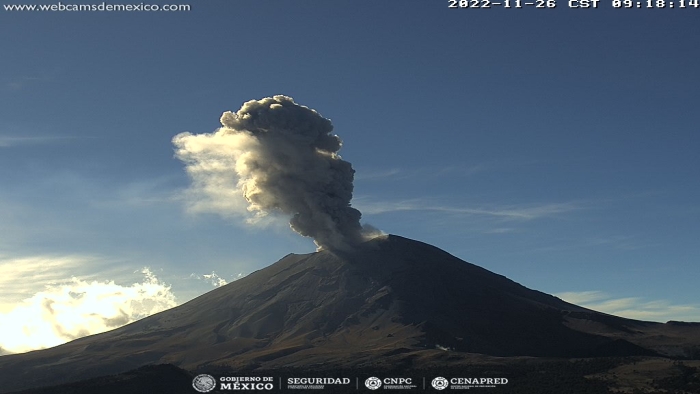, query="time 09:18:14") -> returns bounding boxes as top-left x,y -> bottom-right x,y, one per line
612,0 -> 699,6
